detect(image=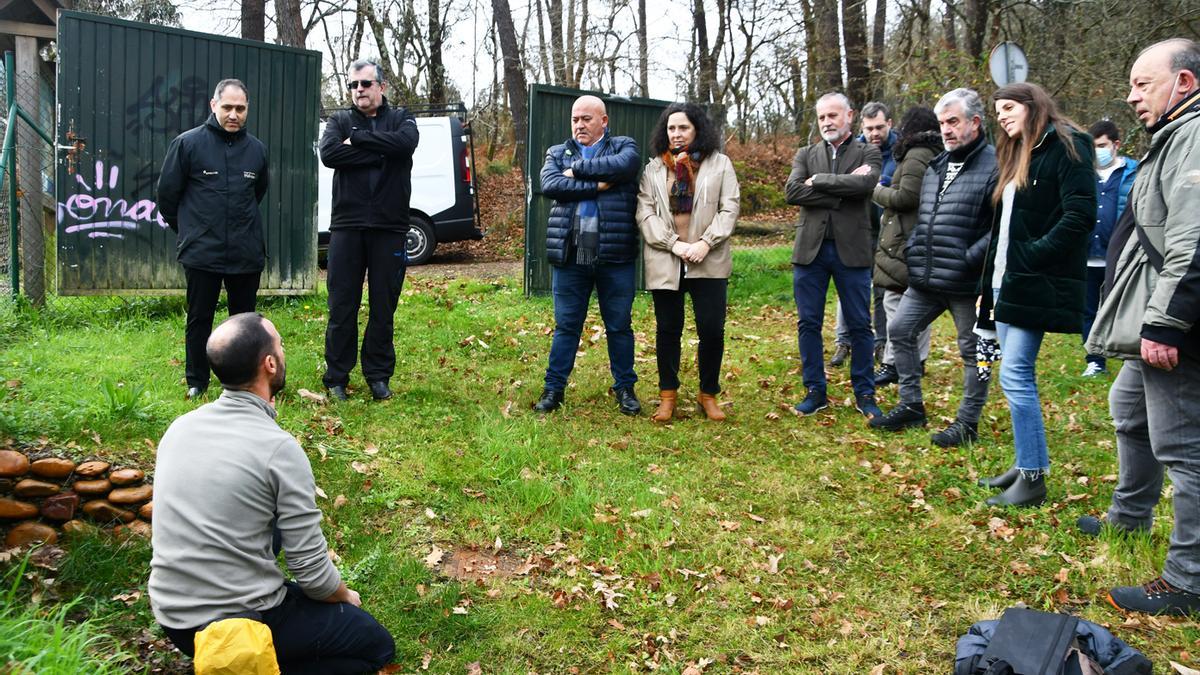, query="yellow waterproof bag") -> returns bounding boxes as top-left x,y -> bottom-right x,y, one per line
193,617 -> 281,675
